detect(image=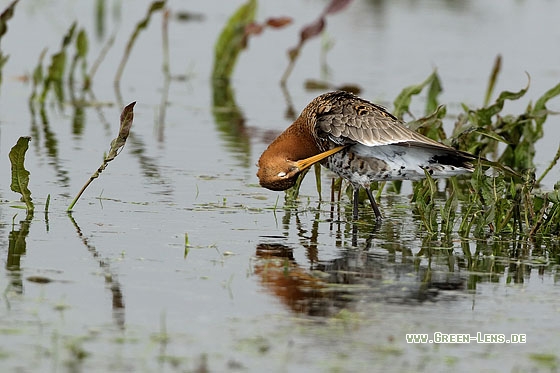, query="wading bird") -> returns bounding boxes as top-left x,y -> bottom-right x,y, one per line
257,91 -> 477,220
